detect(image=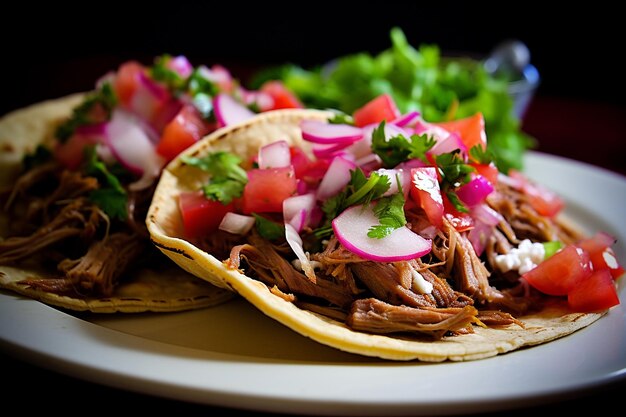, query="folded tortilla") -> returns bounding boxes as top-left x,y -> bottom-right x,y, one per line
146,109 -> 604,361
0,96 -> 233,313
